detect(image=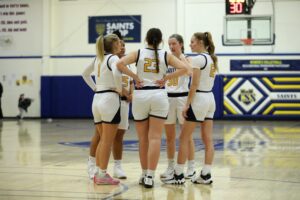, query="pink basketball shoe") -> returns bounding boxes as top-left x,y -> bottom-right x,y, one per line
94,173 -> 120,185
